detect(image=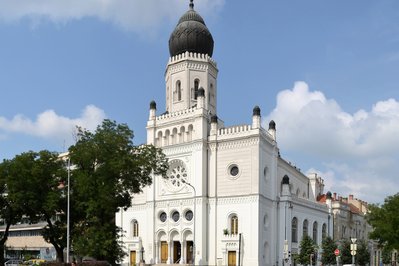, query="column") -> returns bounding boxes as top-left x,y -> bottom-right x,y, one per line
154,242 -> 159,264
180,241 -> 185,264
167,241 -> 172,264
